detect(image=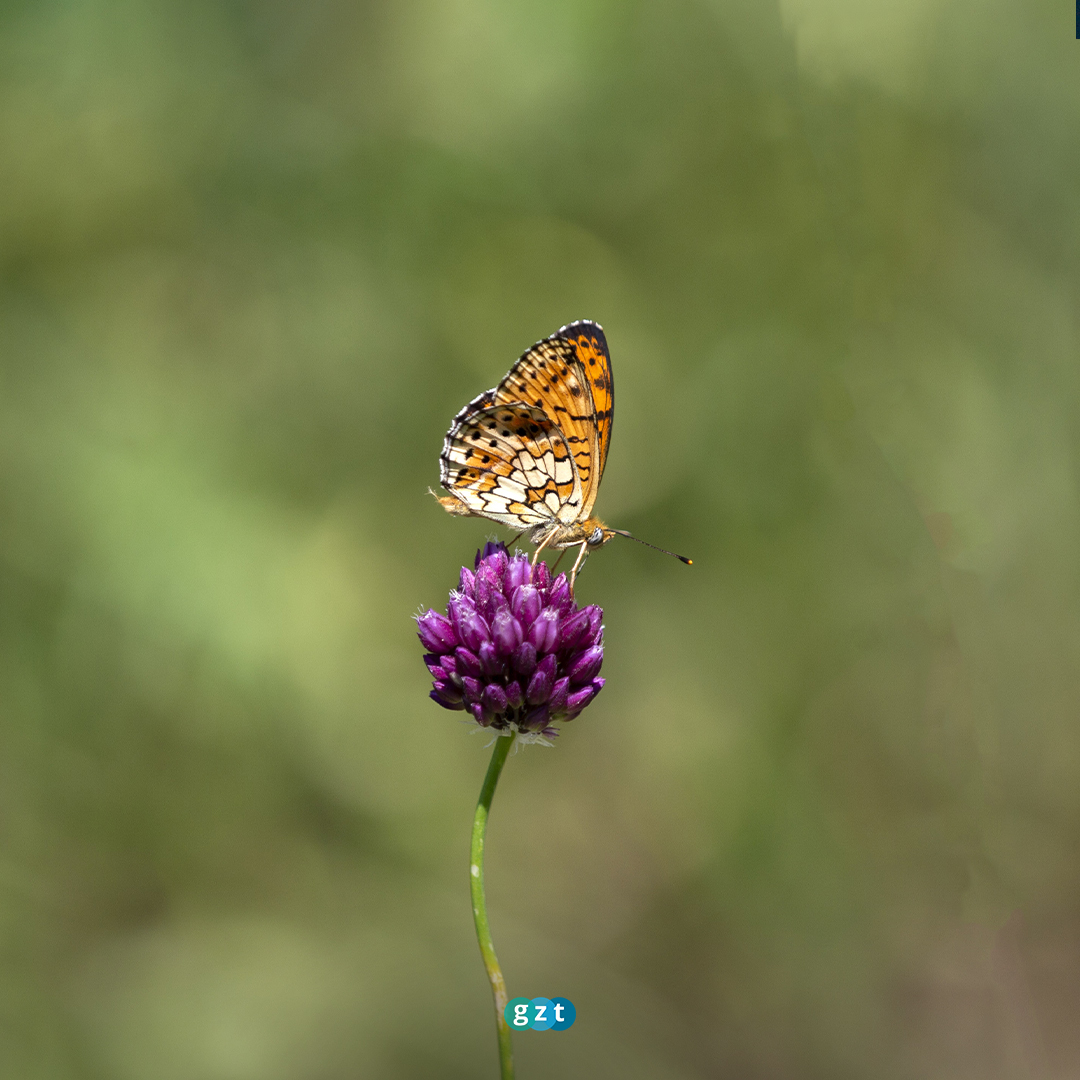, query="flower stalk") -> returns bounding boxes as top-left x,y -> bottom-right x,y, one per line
471,731 -> 516,1079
